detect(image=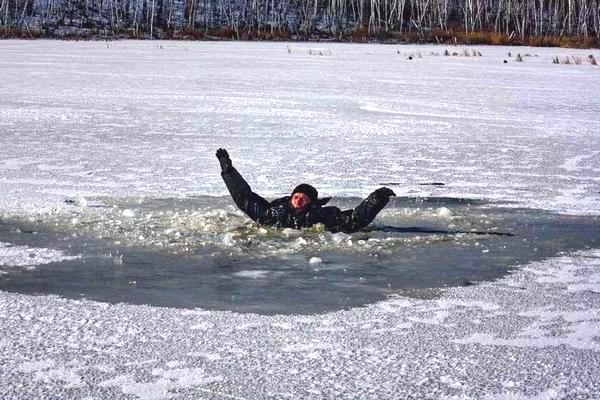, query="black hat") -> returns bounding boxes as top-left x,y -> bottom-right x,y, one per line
292,183 -> 318,204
